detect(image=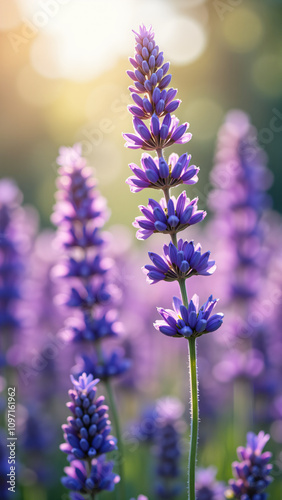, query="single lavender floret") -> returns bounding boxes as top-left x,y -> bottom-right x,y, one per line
126,152 -> 199,192
134,192 -> 206,240
195,467 -> 226,500
226,431 -> 272,500
144,239 -> 216,284
62,456 -> 120,495
154,295 -> 224,339
60,373 -> 117,460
